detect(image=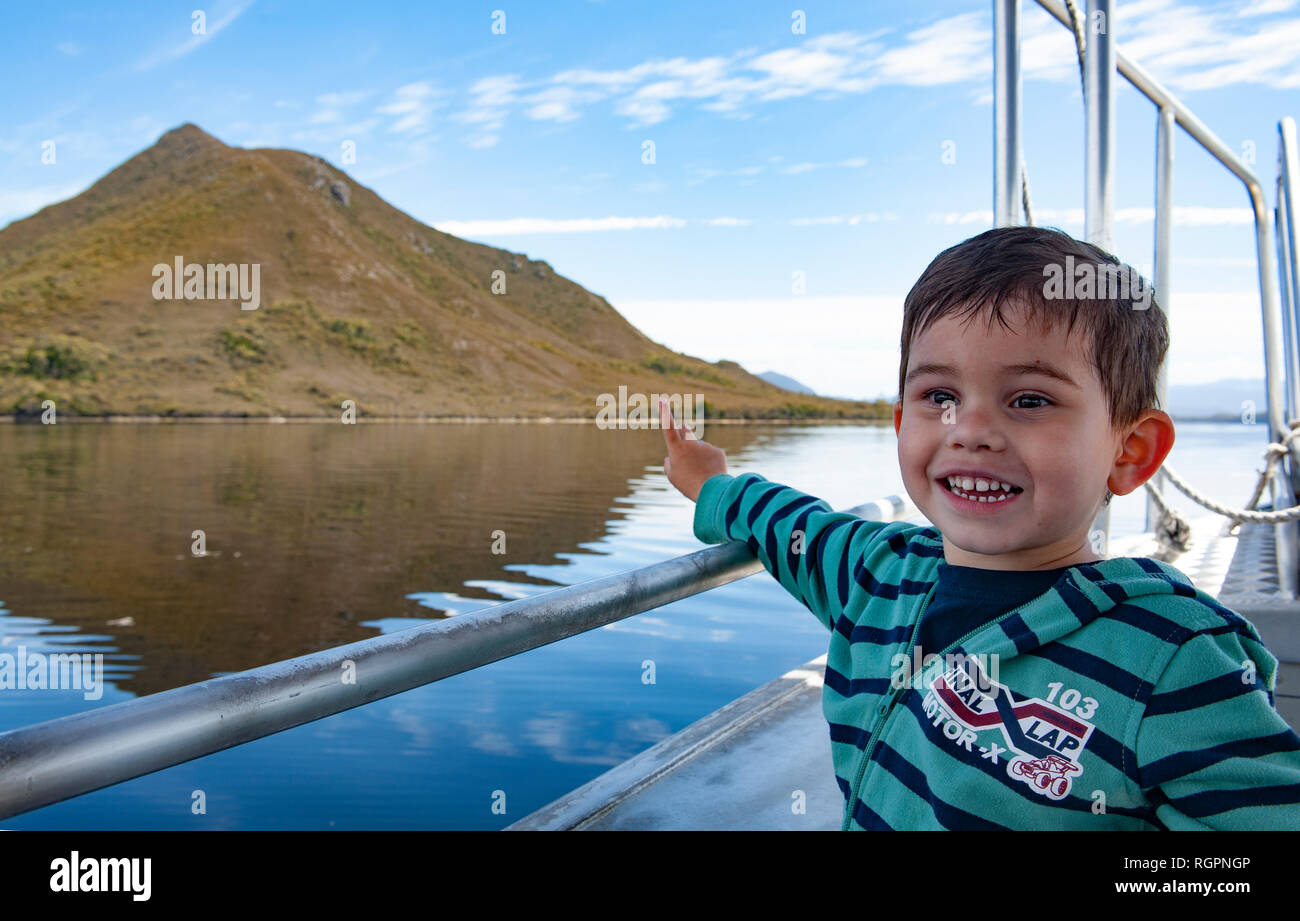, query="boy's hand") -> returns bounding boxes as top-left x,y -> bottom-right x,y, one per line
660,396 -> 728,502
